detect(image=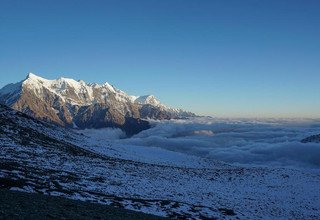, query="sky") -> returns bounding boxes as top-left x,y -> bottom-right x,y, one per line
0,0 -> 319,118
